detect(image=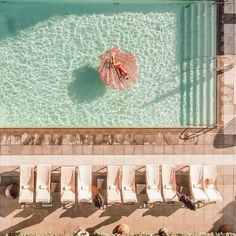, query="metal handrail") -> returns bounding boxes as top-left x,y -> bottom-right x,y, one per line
184,0 -> 233,6
212,0 -> 231,5
184,56 -> 217,61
